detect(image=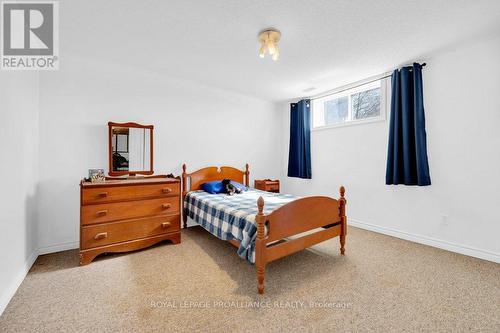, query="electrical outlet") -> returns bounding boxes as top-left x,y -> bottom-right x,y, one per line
440,214 -> 449,224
